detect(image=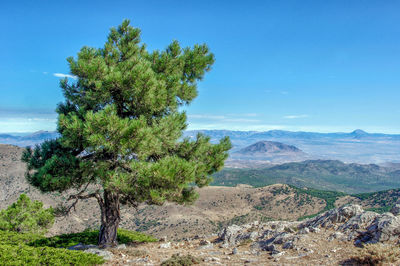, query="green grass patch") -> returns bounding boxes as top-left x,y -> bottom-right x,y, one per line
0,230 -> 43,245
30,228 -> 157,248
0,228 -> 157,265
0,244 -> 104,266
